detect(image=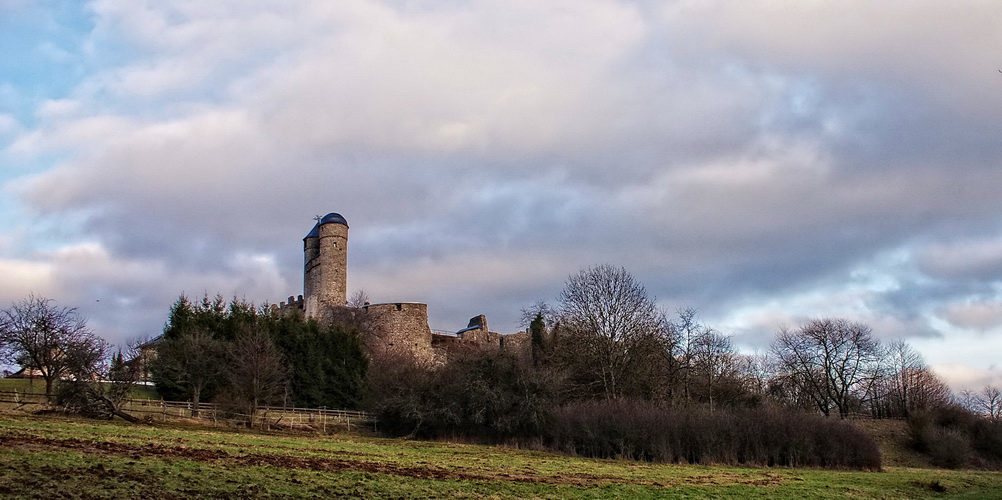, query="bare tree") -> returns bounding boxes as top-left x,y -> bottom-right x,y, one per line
906,367 -> 953,412
670,308 -> 730,404
0,295 -> 103,399
690,328 -> 738,409
870,339 -> 951,418
57,339 -> 145,423
556,265 -> 668,399
347,289 -> 370,308
968,385 -> 1002,422
222,326 -> 288,425
882,339 -> 924,417
150,327 -> 224,417
328,290 -> 386,353
520,301 -> 557,332
771,318 -> 882,418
